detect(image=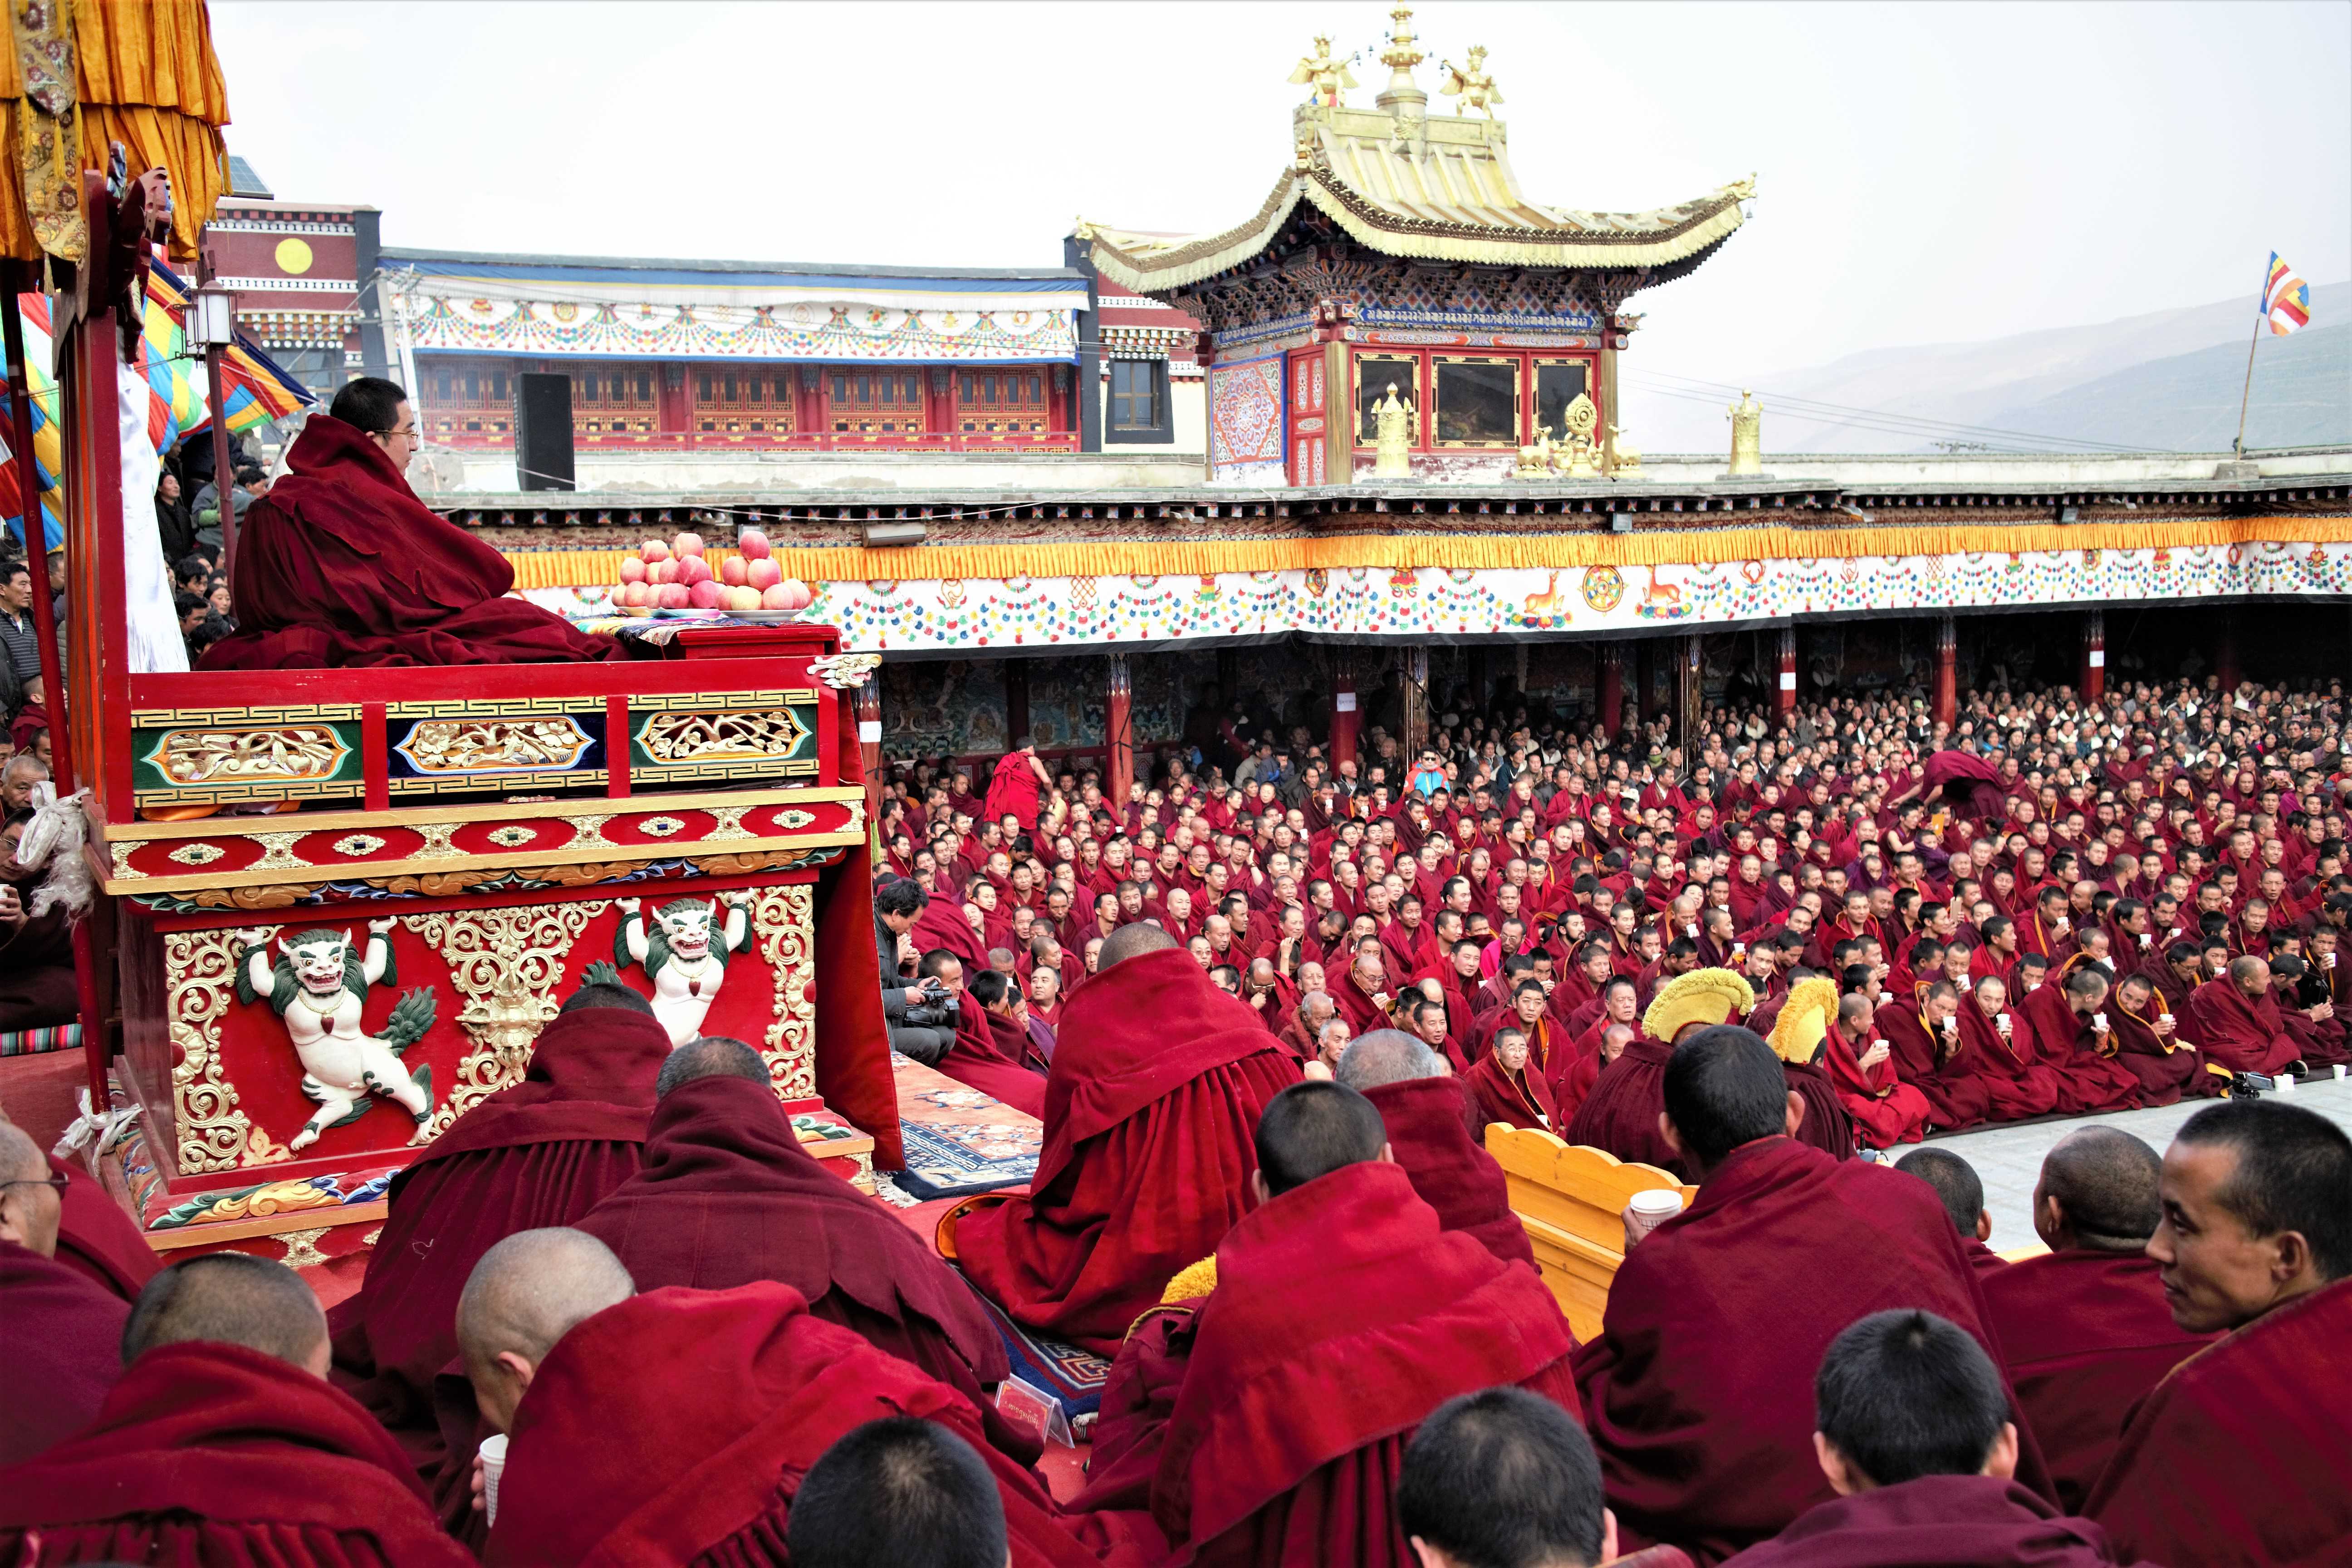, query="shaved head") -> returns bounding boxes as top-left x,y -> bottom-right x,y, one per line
1098,921 -> 1178,971
122,1253 -> 329,1374
458,1227 -> 634,1432
1894,1147 -> 1989,1242
655,1034 -> 768,1099
2037,1127 -> 2163,1251
0,1119 -> 59,1257
1837,994 -> 1874,1029
1334,1029 -> 1442,1092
